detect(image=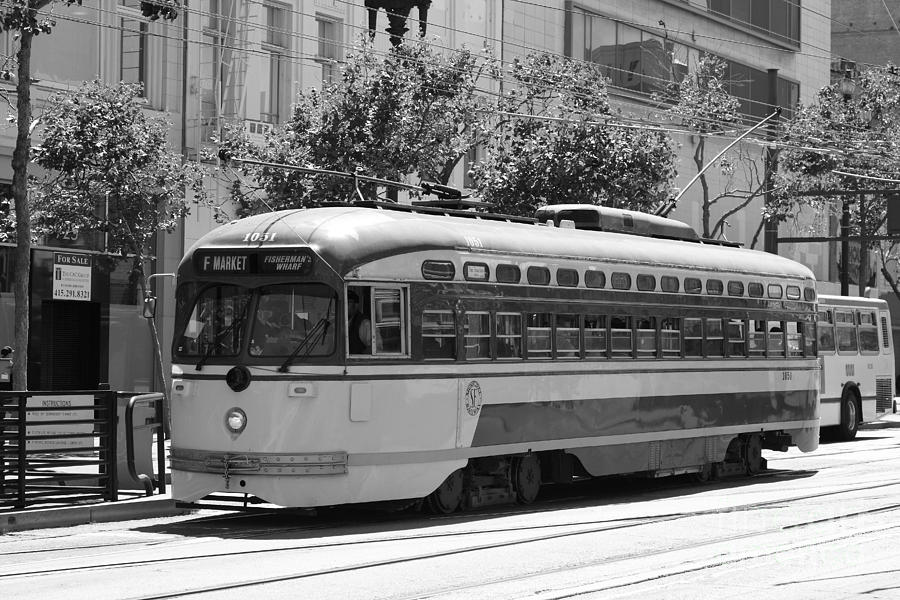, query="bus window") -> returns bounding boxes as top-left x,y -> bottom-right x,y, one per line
803,321 -> 816,356
610,315 -> 633,357
835,310 -> 858,353
584,315 -> 607,357
636,317 -> 657,358
705,318 -> 724,357
251,284 -> 336,357
496,313 -> 522,358
726,319 -> 746,357
422,310 -> 456,360
684,318 -> 703,357
464,312 -> 491,359
176,284 -> 252,357
749,320 -> 767,356
859,311 -> 879,353
555,314 -> 581,358
786,322 -> 804,357
818,309 -> 835,353
527,313 -> 552,359
660,318 -> 681,357
768,321 -> 785,356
